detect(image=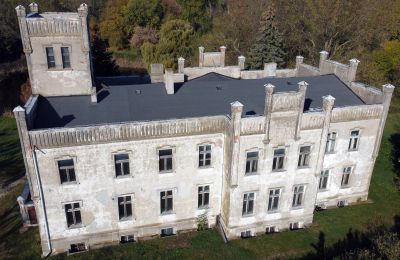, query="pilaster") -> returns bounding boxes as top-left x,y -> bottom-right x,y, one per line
319,51 -> 329,71
263,84 -> 275,144
199,46 -> 205,68
295,81 -> 308,140
220,46 -> 226,67
230,101 -> 243,187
